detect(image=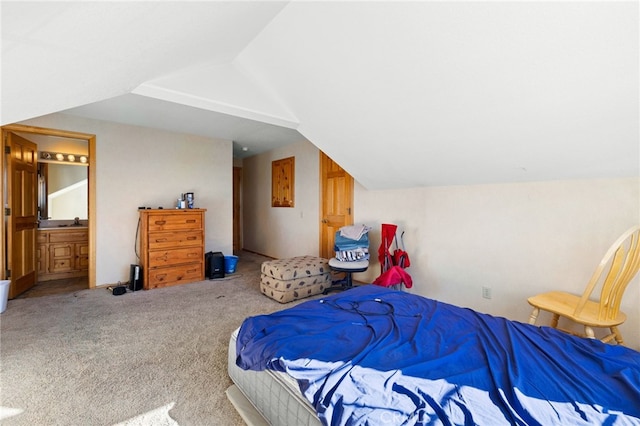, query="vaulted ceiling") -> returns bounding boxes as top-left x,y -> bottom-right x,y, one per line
2,1 -> 638,189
